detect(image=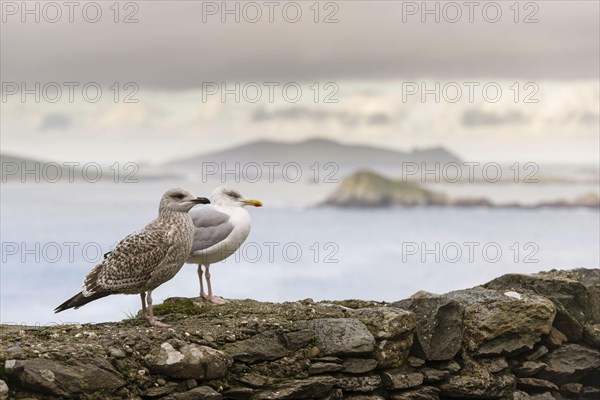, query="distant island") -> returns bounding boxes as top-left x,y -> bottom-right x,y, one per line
164,138 -> 462,171
324,170 -> 600,209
